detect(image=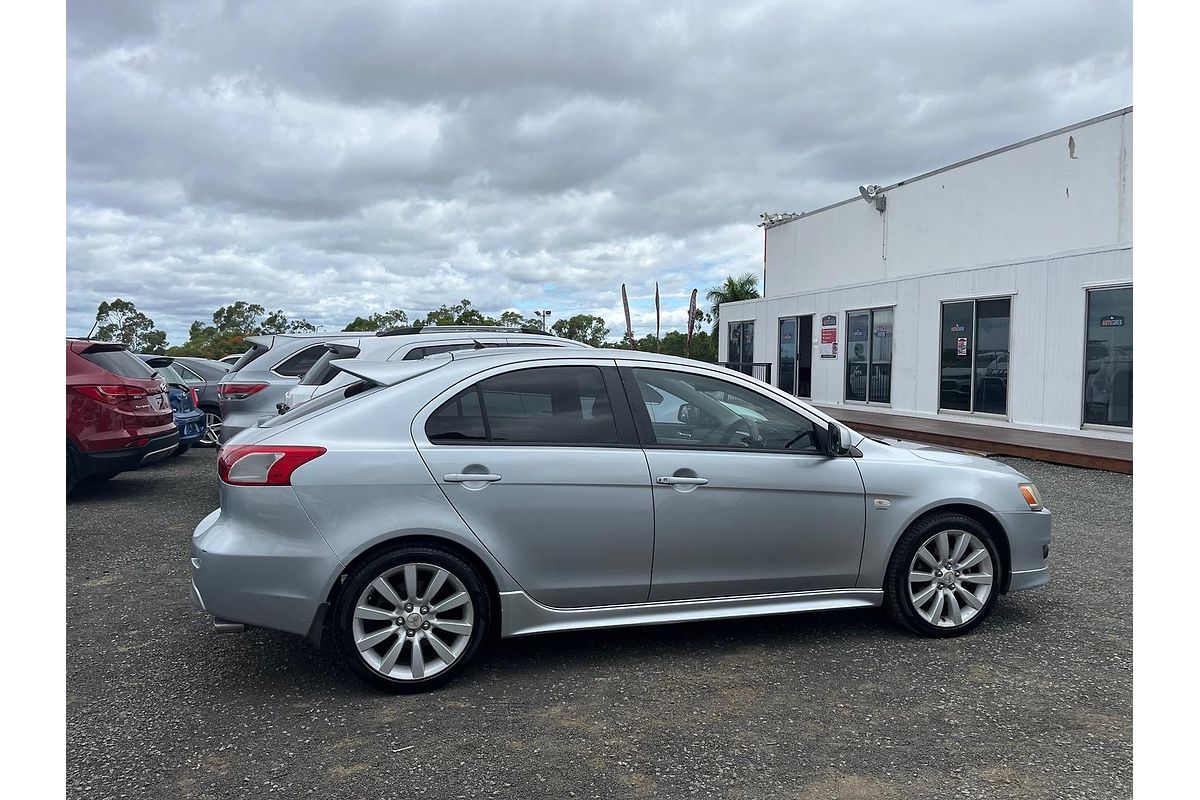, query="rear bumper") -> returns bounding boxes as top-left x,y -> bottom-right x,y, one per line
175,408 -> 206,445
190,493 -> 343,636
74,429 -> 180,479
